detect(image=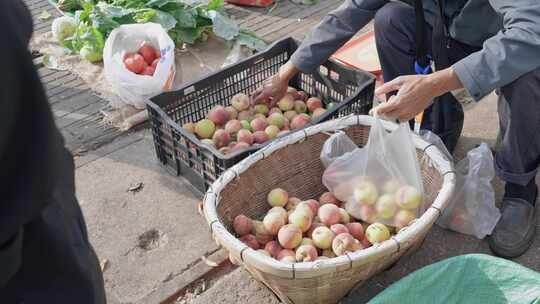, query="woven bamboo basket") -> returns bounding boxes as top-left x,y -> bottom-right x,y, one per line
203,115 -> 456,304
